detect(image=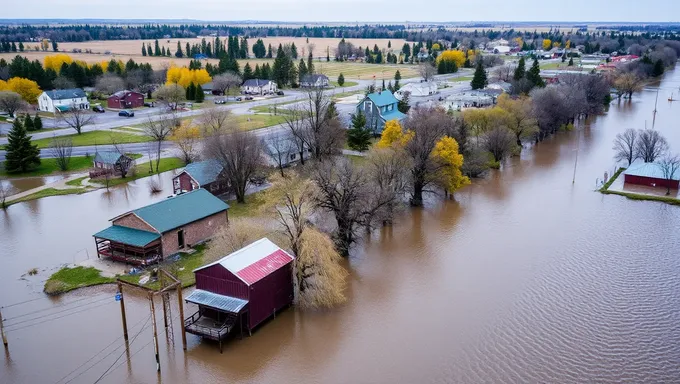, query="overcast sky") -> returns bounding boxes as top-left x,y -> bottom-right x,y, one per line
5,0 -> 679,22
